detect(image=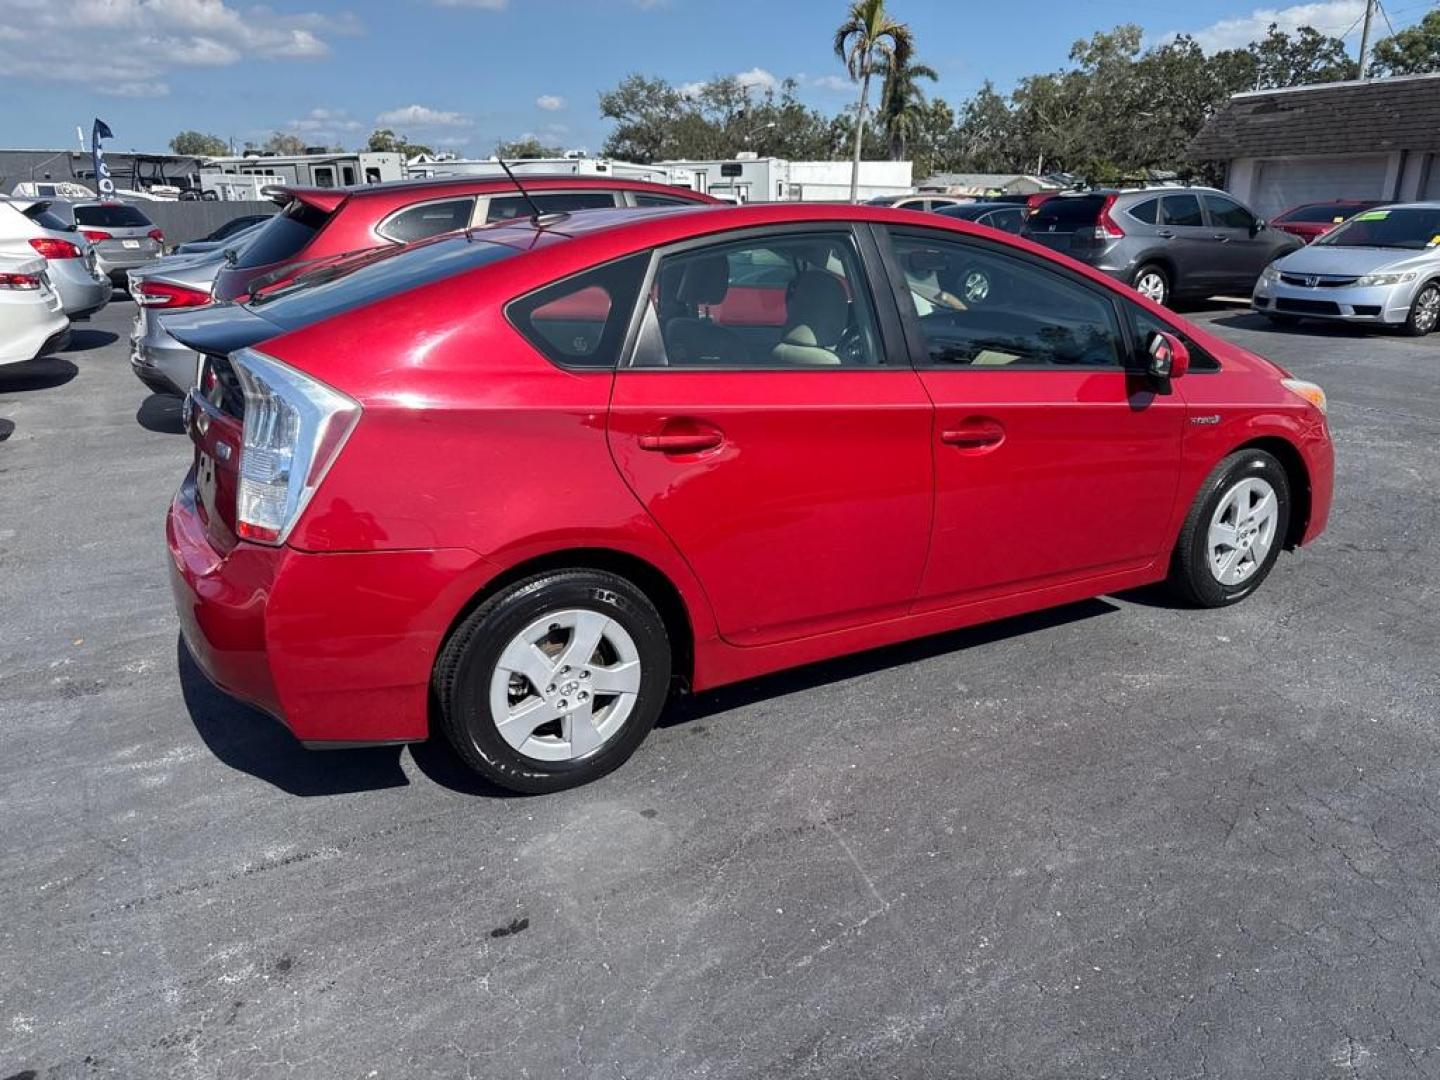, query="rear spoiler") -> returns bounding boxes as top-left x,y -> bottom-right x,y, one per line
160,304 -> 286,358
261,185 -> 348,214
